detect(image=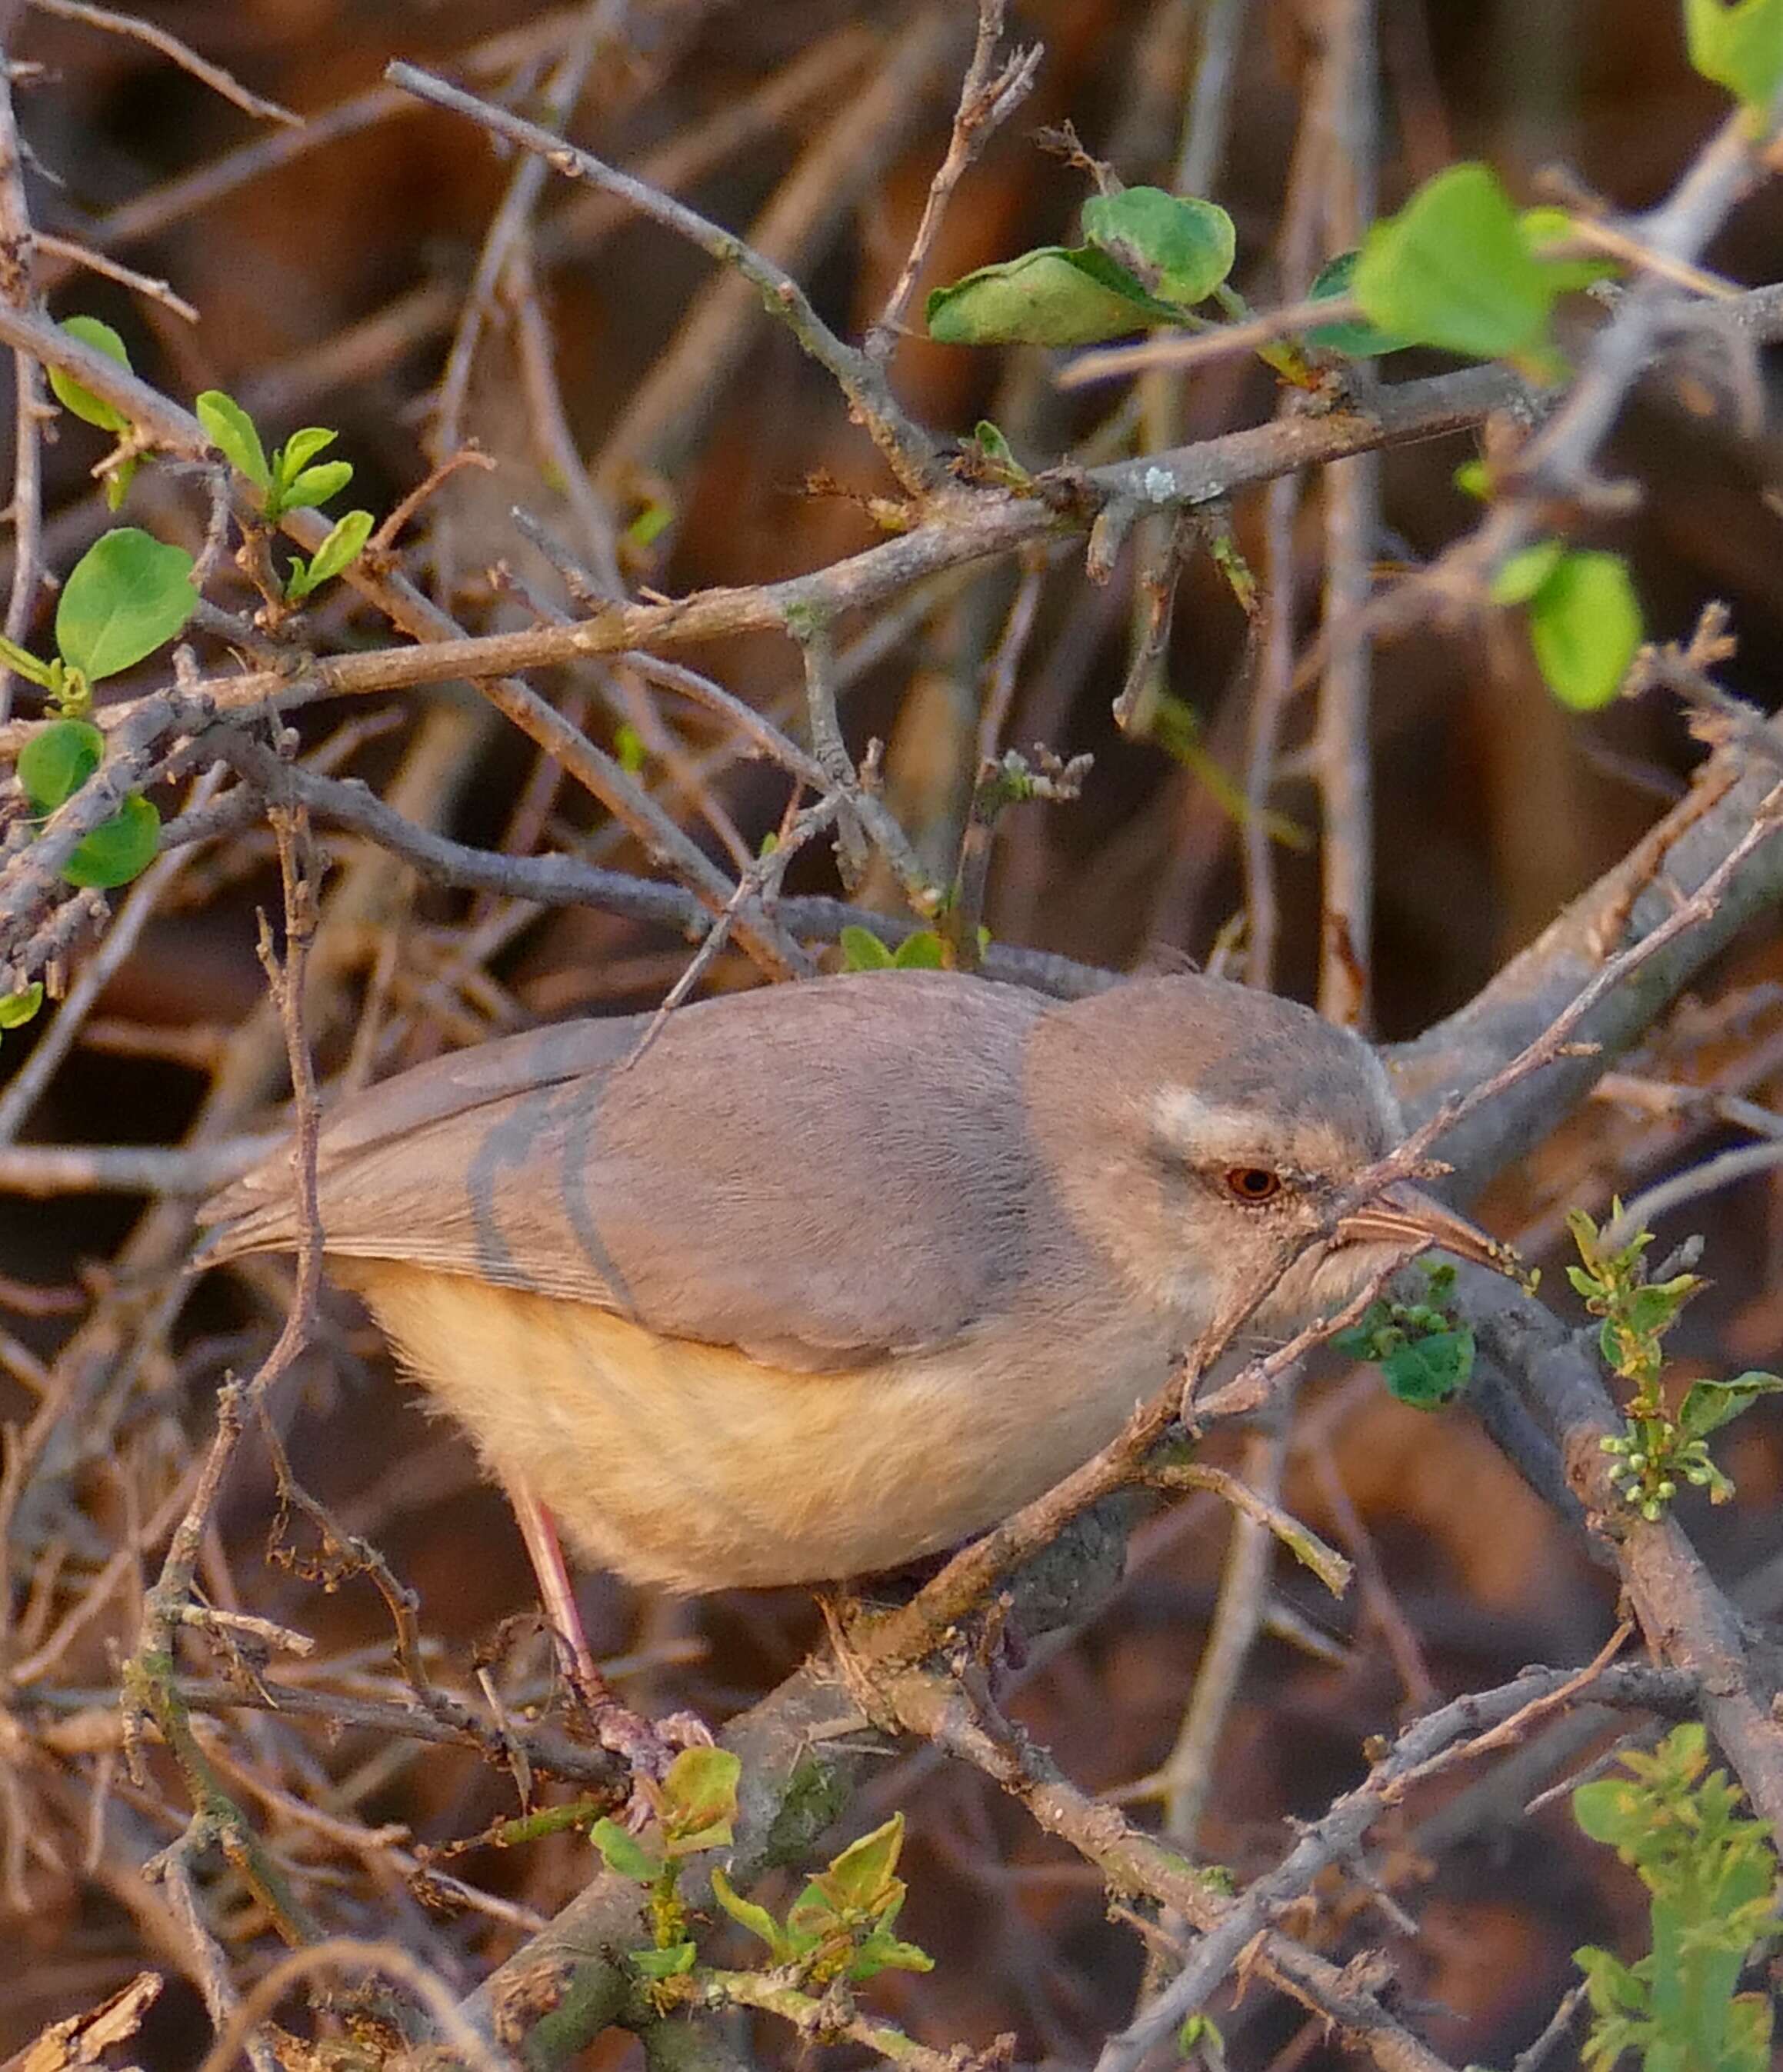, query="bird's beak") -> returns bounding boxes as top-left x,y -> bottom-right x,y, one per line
1335,1181 -> 1515,1275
